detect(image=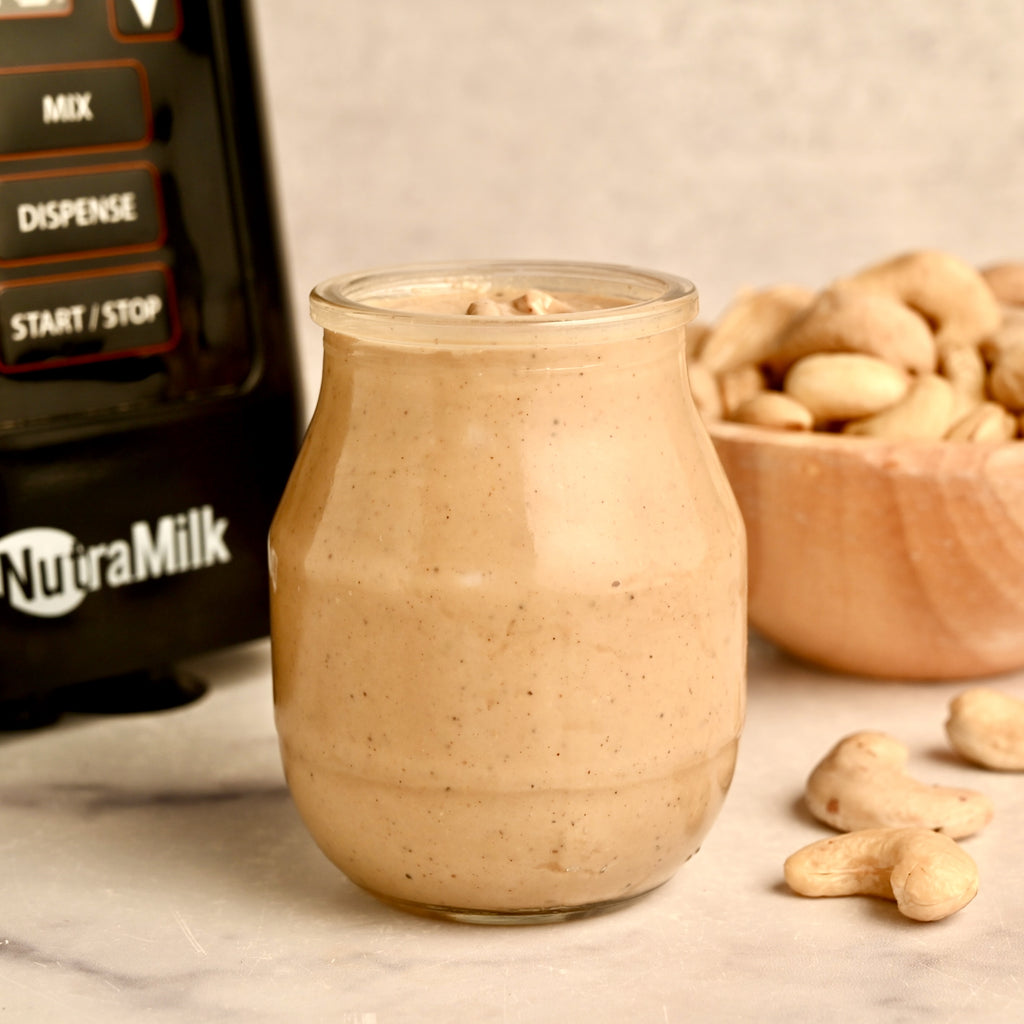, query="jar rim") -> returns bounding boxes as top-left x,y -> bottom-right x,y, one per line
309,260 -> 698,347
